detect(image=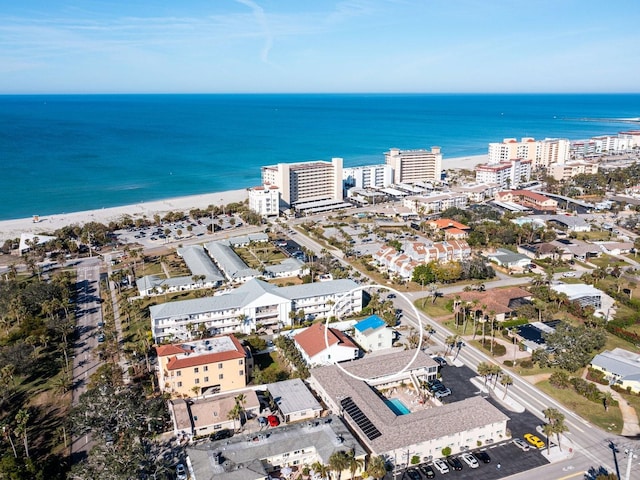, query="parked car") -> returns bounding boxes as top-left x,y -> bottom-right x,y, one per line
446,456 -> 463,471
418,464 -> 436,479
513,438 -> 530,451
434,387 -> 452,398
210,429 -> 233,441
267,415 -> 280,427
474,451 -> 491,463
524,433 -> 545,449
433,459 -> 449,474
405,468 -> 421,480
432,356 -> 447,367
97,334 -> 105,343
562,272 -> 576,278
176,463 -> 187,480
387,293 -> 396,299
460,453 -> 479,469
